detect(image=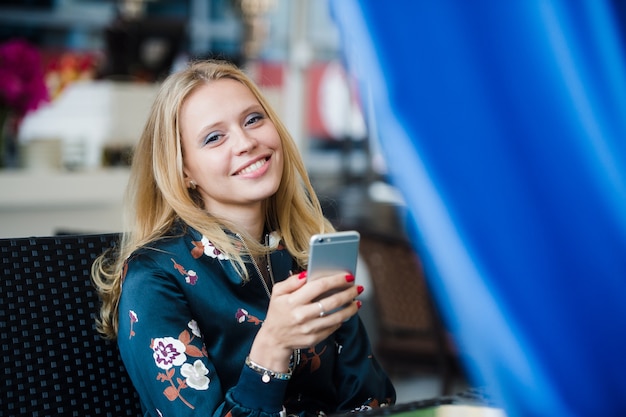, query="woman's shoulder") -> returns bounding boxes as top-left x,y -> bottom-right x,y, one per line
132,227 -> 195,257
123,224 -> 235,283
129,222 -> 234,264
